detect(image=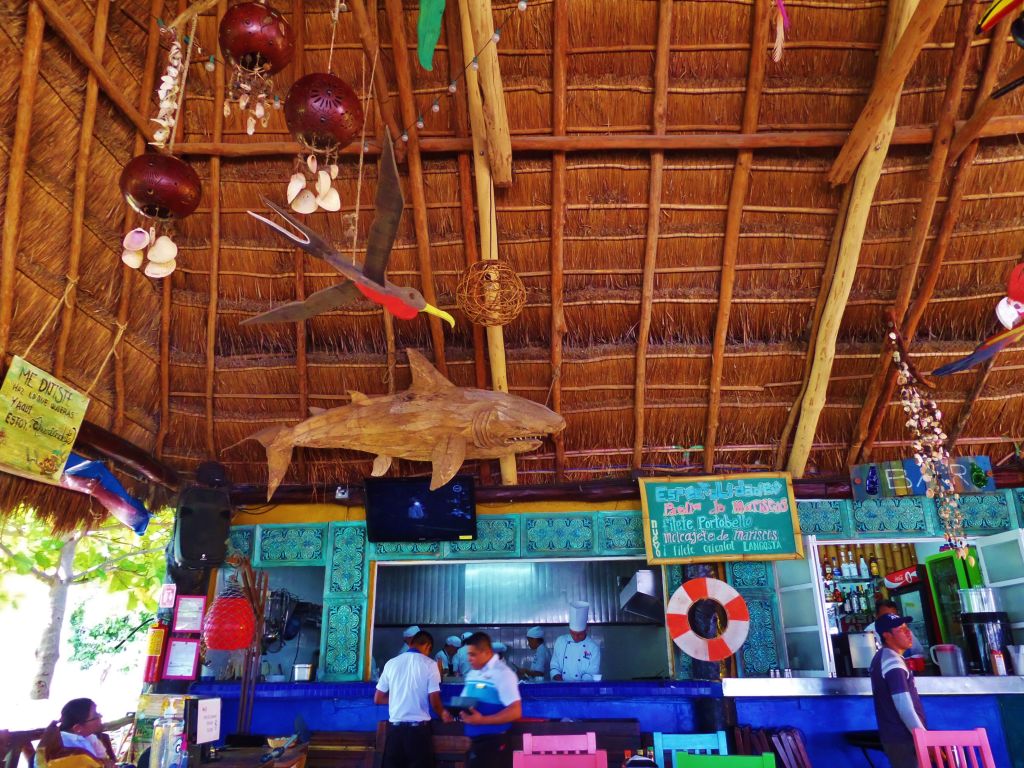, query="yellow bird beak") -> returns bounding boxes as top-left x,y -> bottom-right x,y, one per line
423,303 -> 456,328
